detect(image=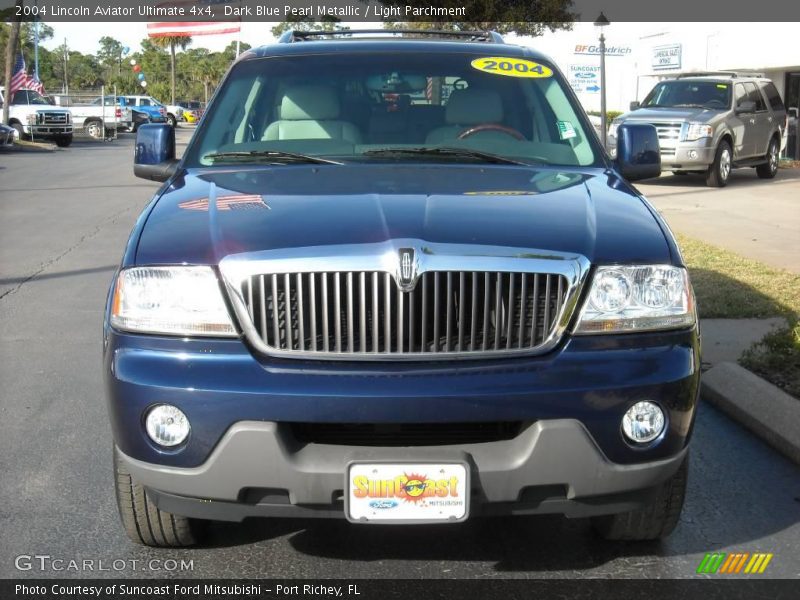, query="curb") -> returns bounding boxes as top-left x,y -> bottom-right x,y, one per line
11,141 -> 57,152
702,362 -> 800,464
